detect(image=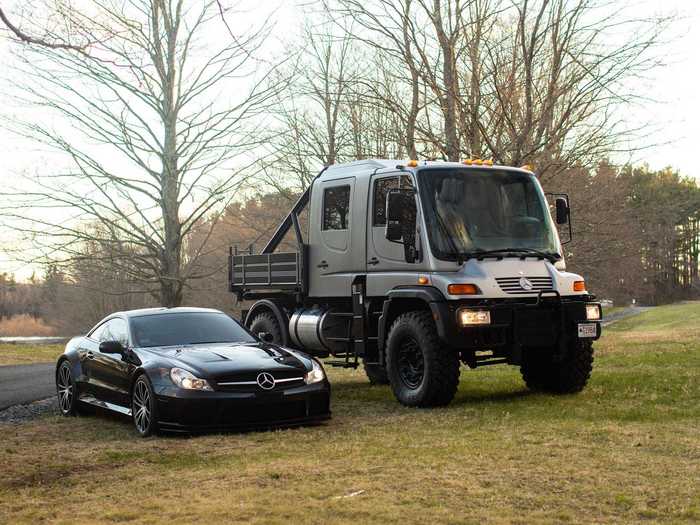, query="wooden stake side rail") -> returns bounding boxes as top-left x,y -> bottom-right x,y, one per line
229,251 -> 304,293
